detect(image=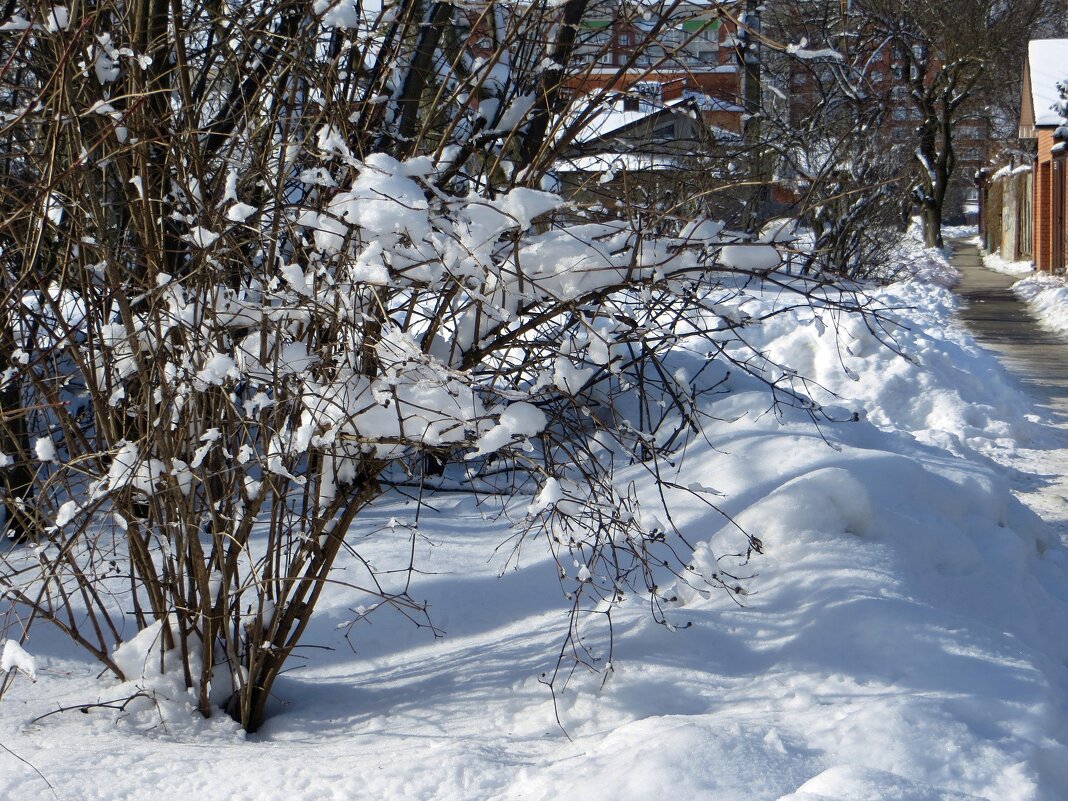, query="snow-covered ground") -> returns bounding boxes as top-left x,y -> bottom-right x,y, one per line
1014,273 -> 1068,338
4,237 -> 1068,801
980,247 -> 1034,277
